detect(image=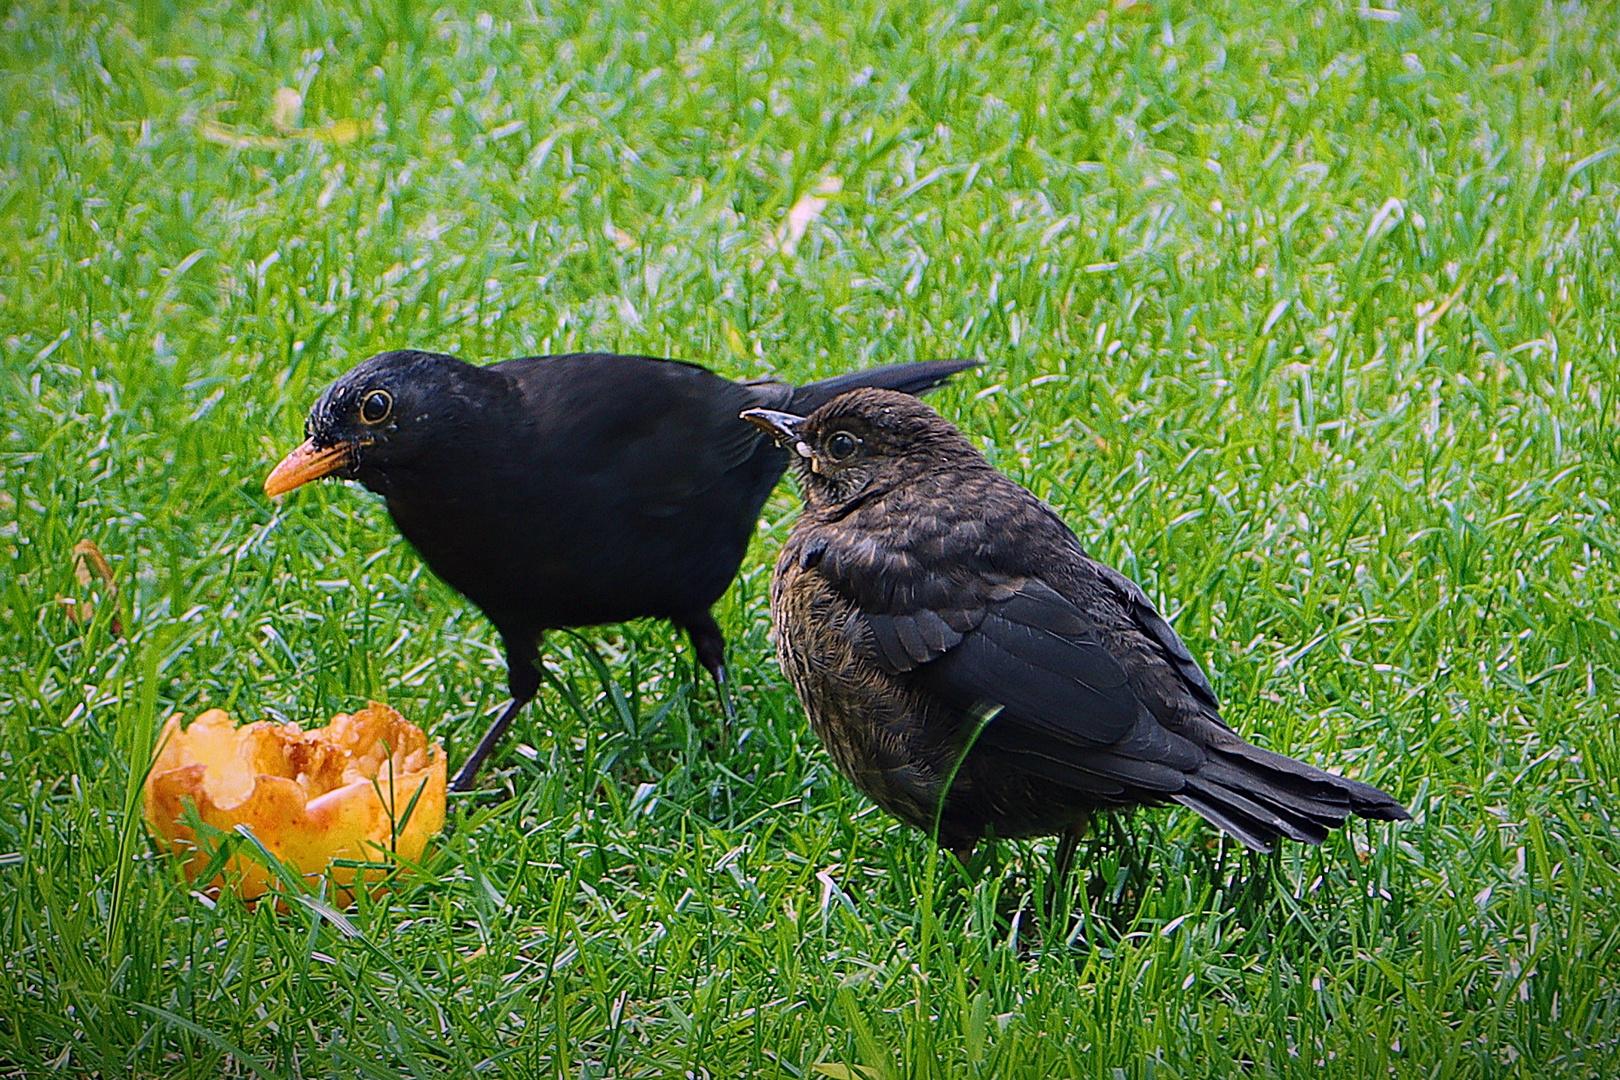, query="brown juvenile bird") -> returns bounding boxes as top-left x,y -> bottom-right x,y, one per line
265,351 -> 974,791
744,389 -> 1408,867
